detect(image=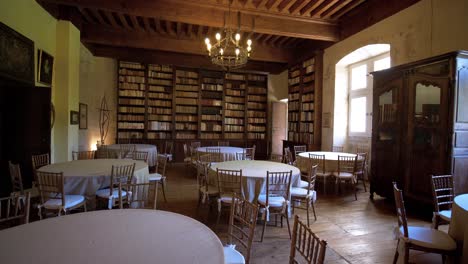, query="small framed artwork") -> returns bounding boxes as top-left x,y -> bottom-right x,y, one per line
79,103 -> 88,129
70,111 -> 79,125
37,49 -> 54,85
